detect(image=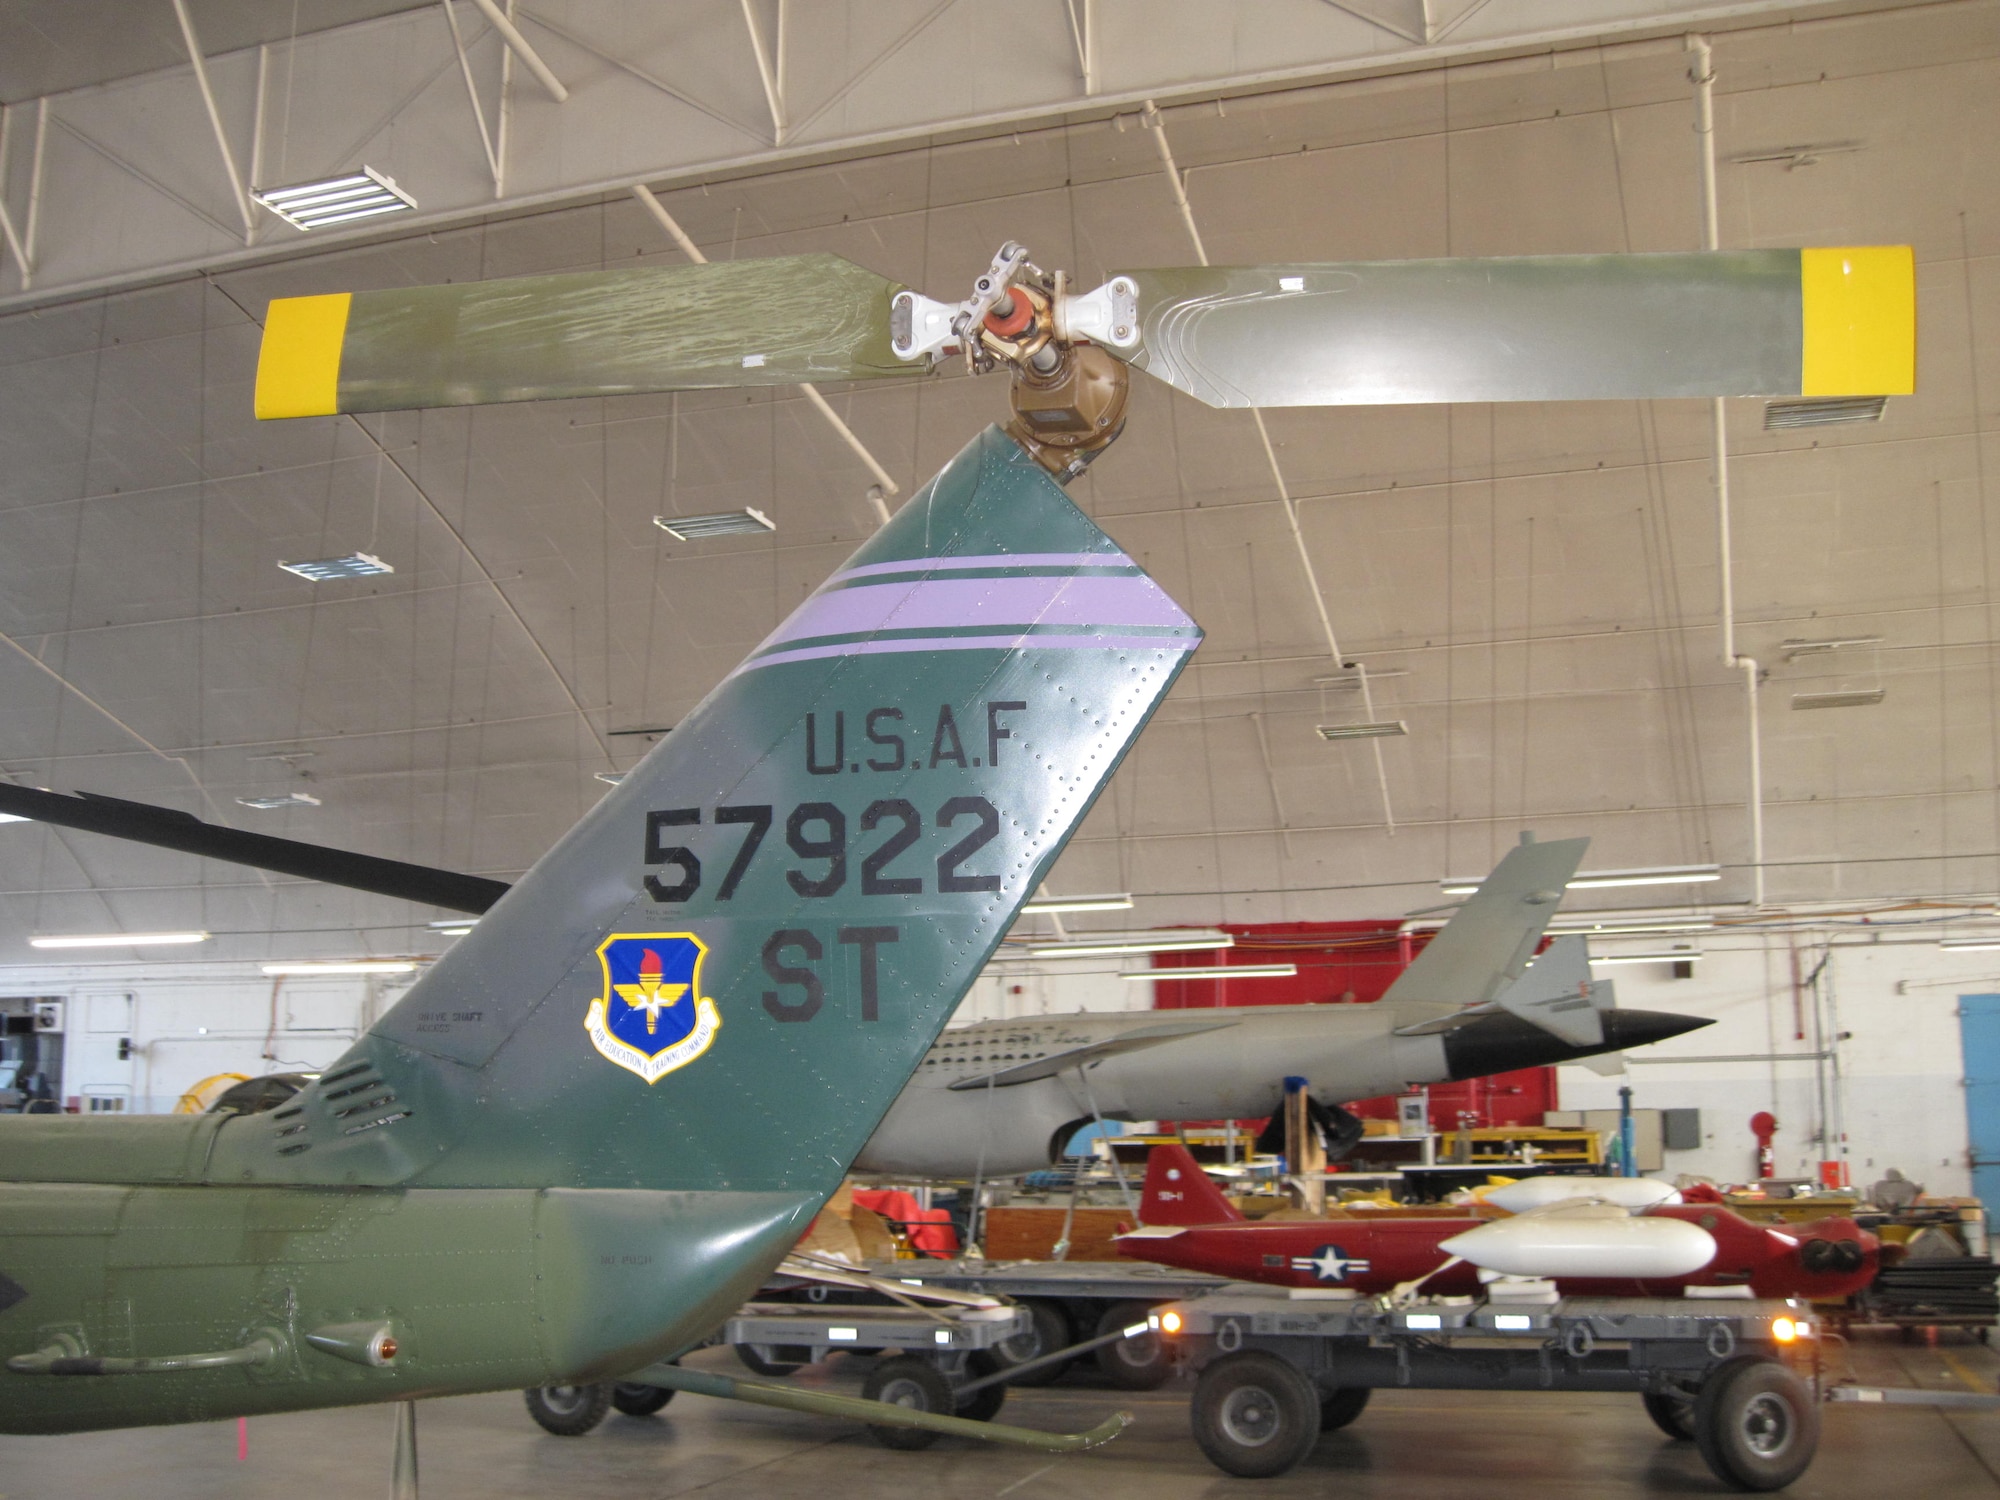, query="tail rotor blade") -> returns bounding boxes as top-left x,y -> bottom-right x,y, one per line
1114,248 -> 1914,408
255,252 -> 911,418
